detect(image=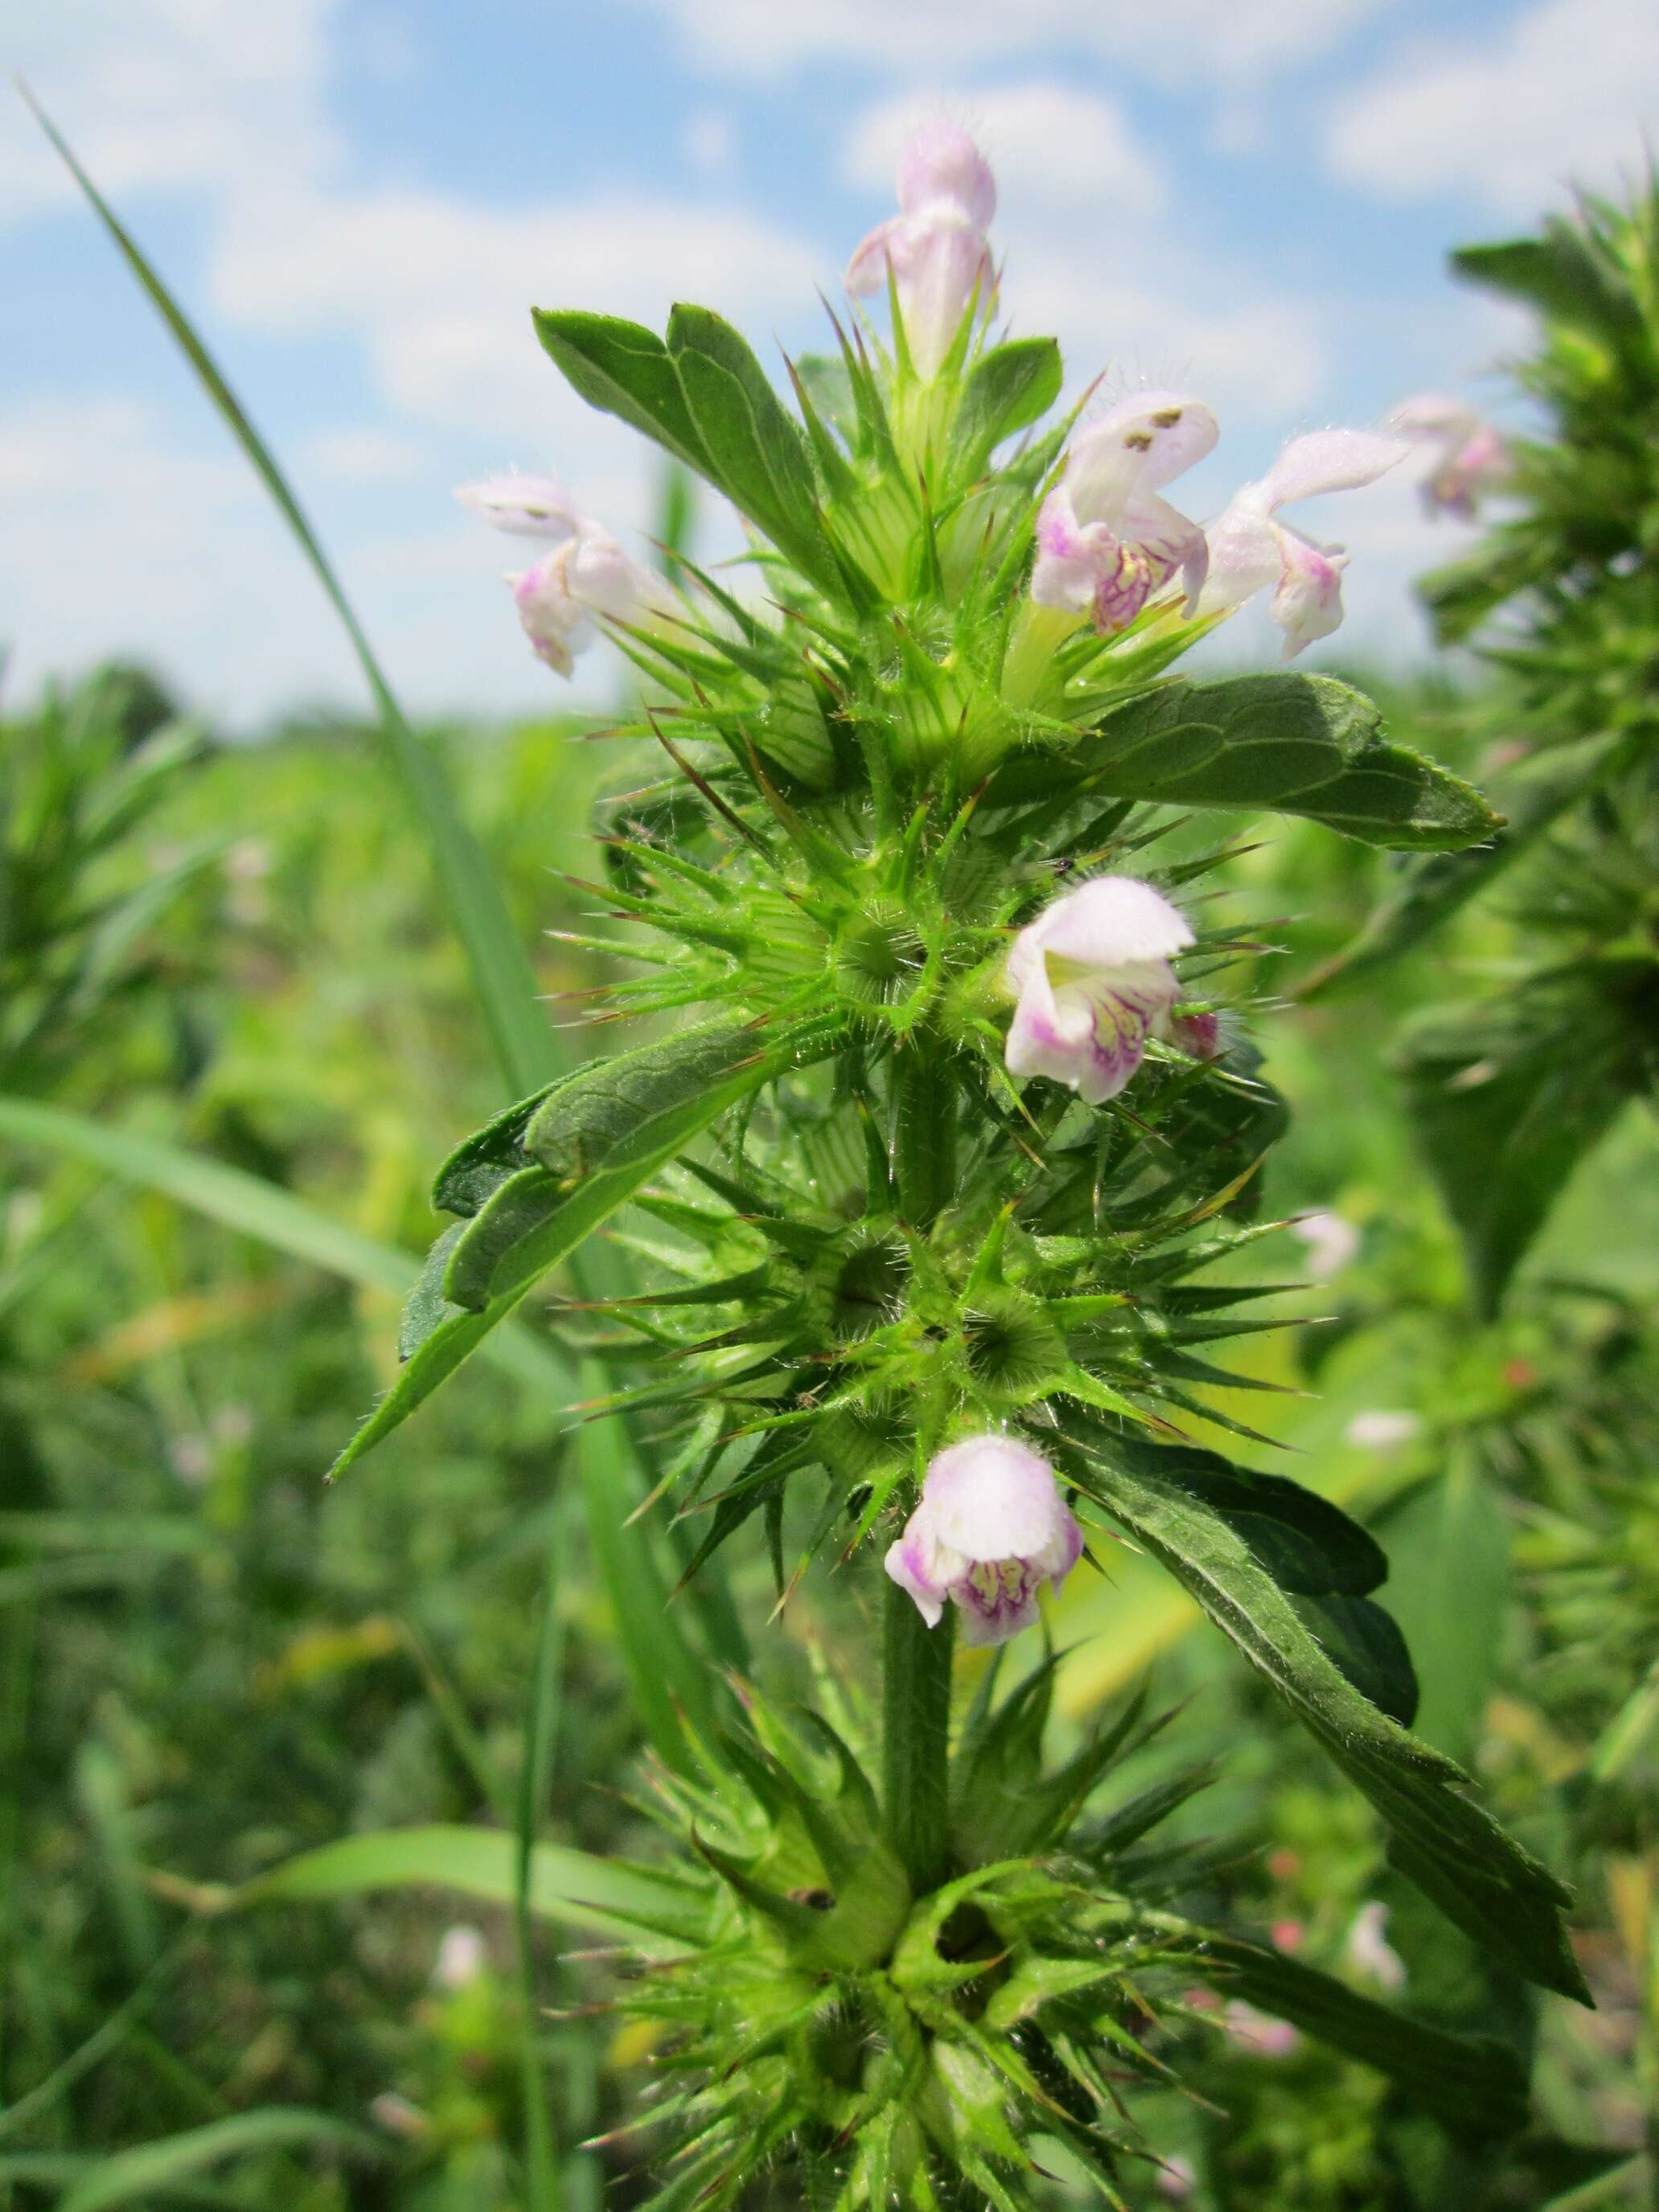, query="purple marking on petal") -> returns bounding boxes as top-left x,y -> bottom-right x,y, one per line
1172,1008 -> 1221,1059
1092,548 -> 1154,634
